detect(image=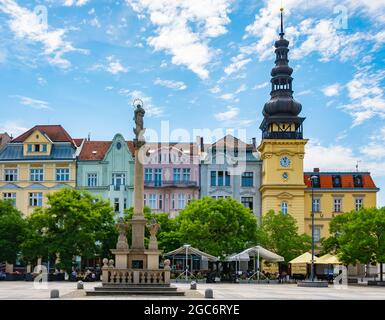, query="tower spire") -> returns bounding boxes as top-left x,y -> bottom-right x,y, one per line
280,7 -> 284,38
259,8 -> 305,140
